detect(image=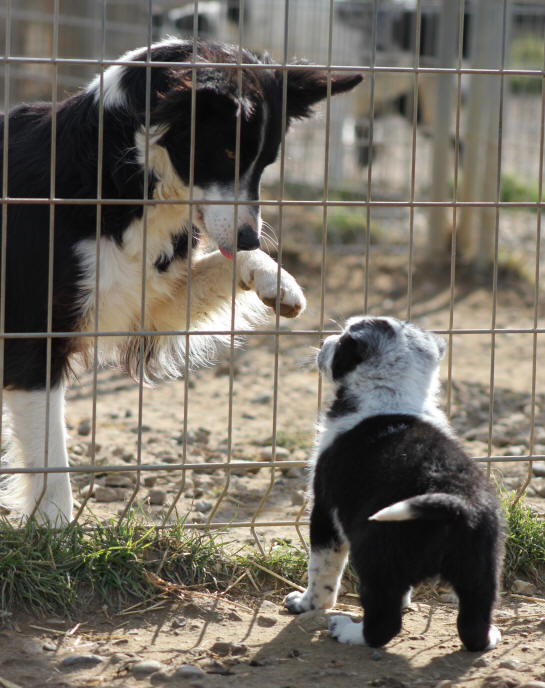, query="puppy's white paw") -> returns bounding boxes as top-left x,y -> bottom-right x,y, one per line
485,625 -> 501,650
238,251 -> 306,318
328,615 -> 365,645
284,590 -> 314,614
